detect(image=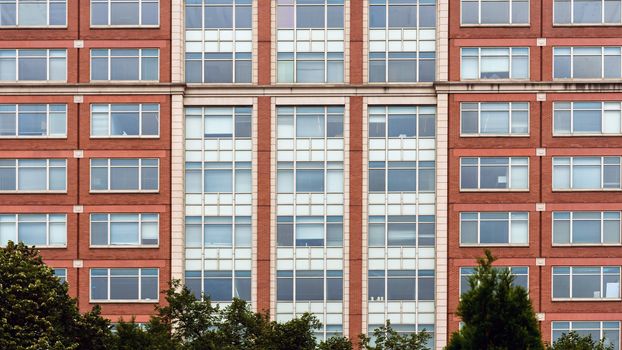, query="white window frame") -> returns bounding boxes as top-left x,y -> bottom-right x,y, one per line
459,156 -> 530,191
90,103 -> 160,138
89,268 -> 159,303
90,0 -> 159,28
459,211 -> 529,246
551,321 -> 621,350
89,158 -> 159,193
460,102 -> 530,137
0,213 -> 67,247
552,266 -> 621,301
52,267 -> 67,283
0,49 -> 67,82
553,0 -> 622,26
552,156 -> 622,191
0,104 -> 67,138
0,0 -> 67,27
553,46 -> 622,80
0,158 -> 67,193
460,0 -> 531,26
89,213 -> 159,248
460,266 -> 529,294
460,47 -> 530,81
552,211 -> 622,246
553,101 -> 622,136
89,48 -> 159,82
